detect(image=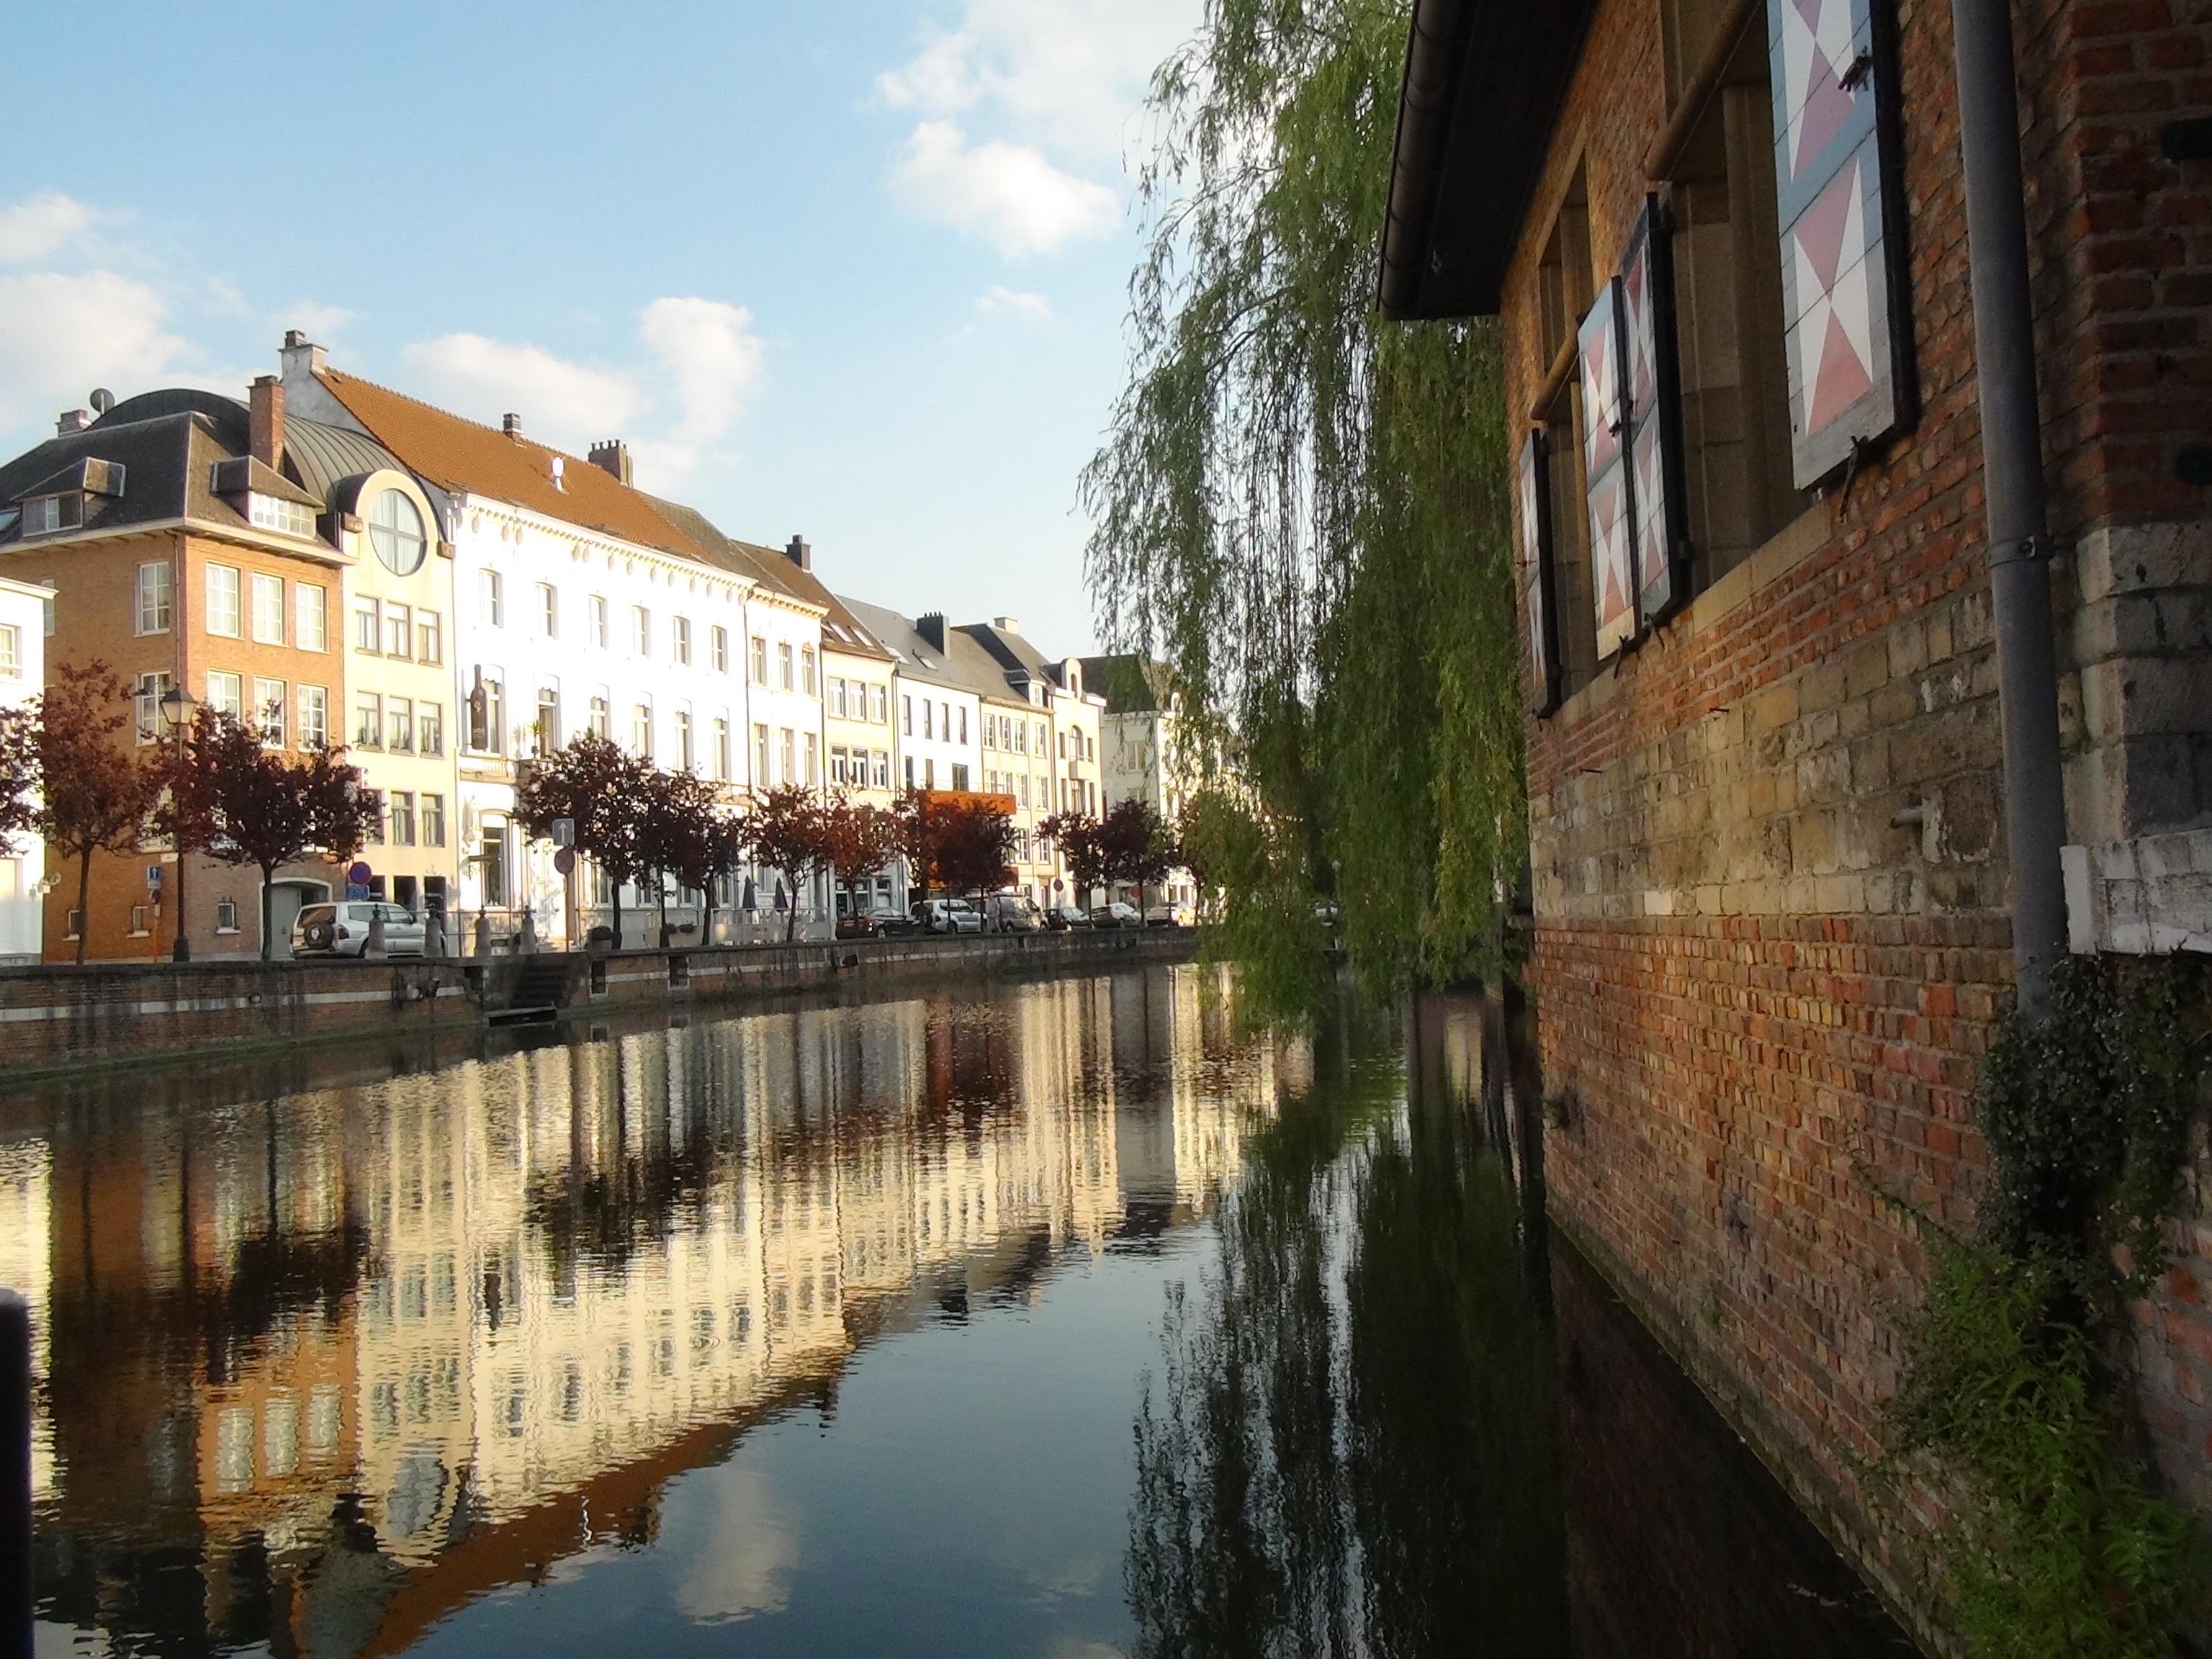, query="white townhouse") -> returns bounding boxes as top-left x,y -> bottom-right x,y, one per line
842,602 -> 983,799
0,574 -> 45,959
1081,654 -> 1203,920
279,338 -> 759,948
954,621 -> 1105,909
